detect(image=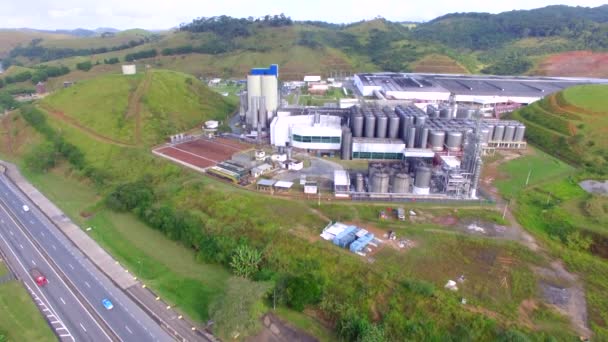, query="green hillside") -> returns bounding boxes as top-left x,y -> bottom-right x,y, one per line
40,69 -> 233,147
